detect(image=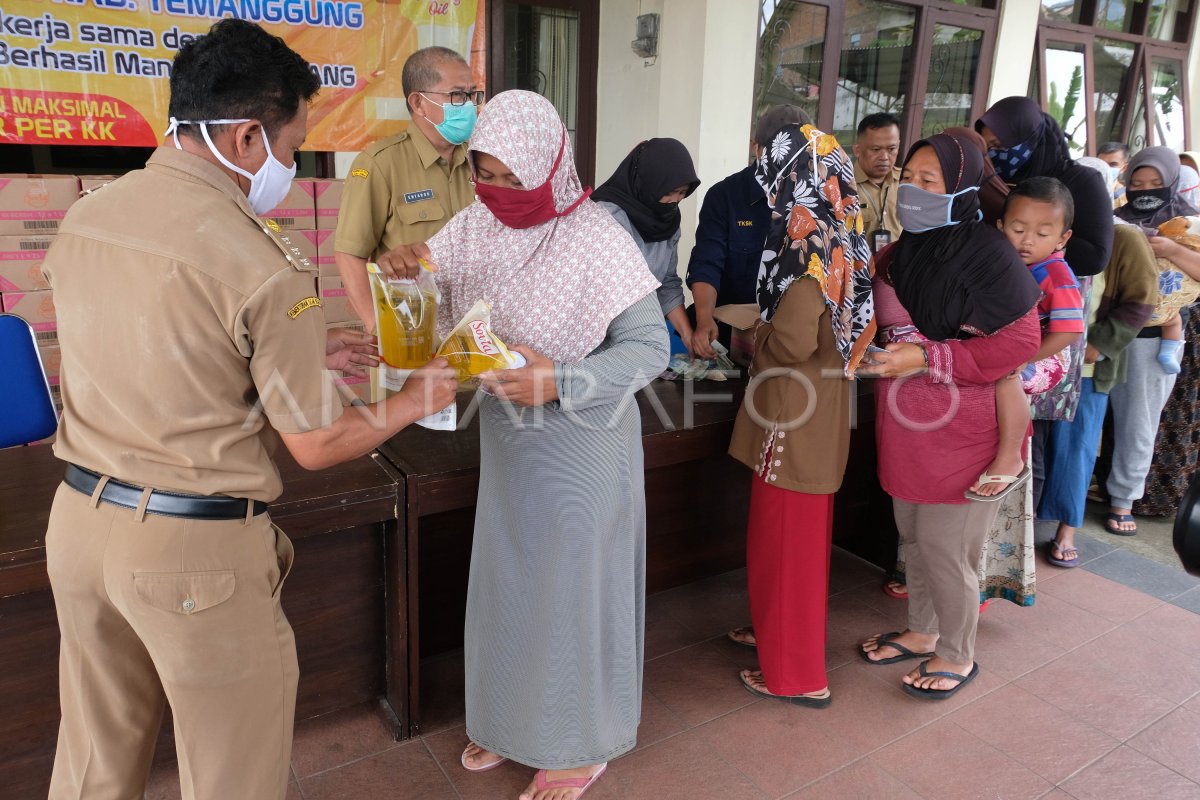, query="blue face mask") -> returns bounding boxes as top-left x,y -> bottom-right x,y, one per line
987,141 -> 1034,181
421,94 -> 477,145
1109,166 -> 1125,198
896,182 -> 980,233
